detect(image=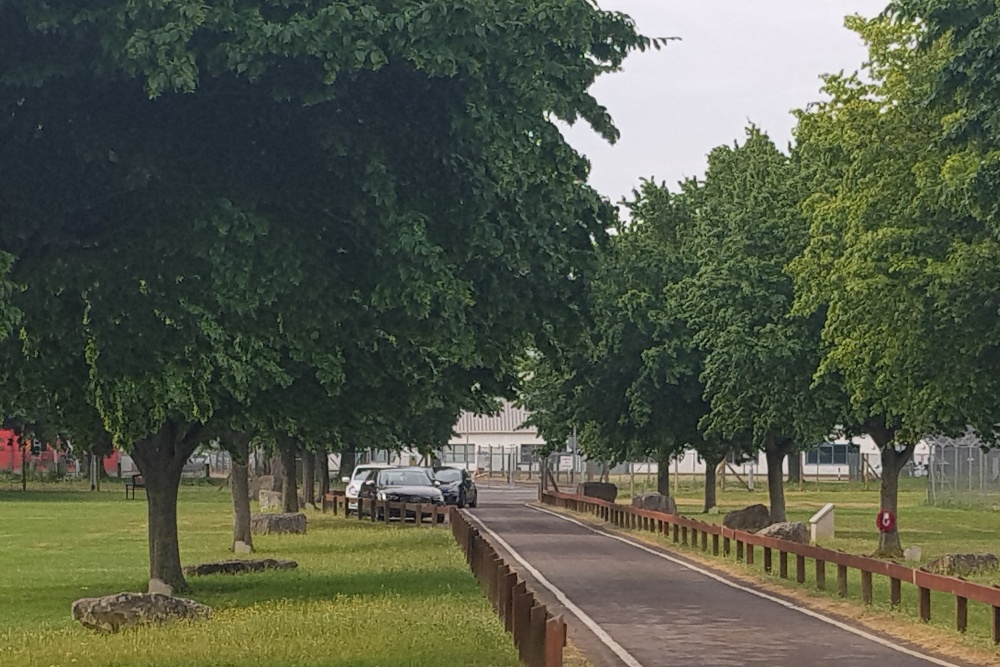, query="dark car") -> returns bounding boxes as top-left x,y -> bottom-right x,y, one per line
357,467 -> 446,522
433,466 -> 478,508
